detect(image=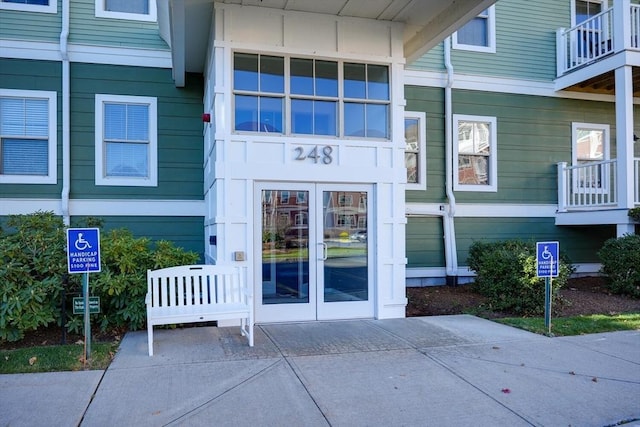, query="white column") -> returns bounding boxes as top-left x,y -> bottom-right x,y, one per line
615,65 -> 635,236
